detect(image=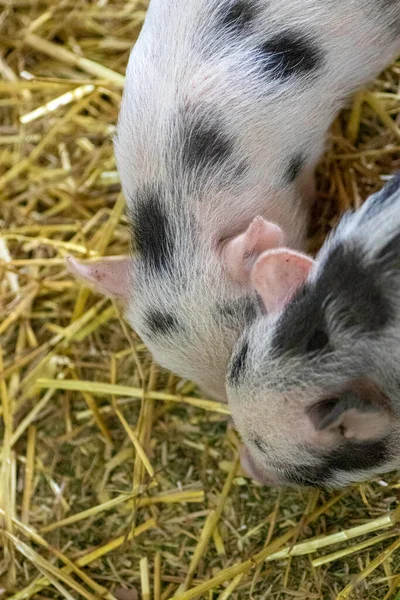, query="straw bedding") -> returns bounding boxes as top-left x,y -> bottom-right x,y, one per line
1,2 -> 400,599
